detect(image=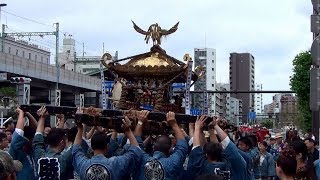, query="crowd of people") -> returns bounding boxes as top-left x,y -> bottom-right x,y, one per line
0,106 -> 319,179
